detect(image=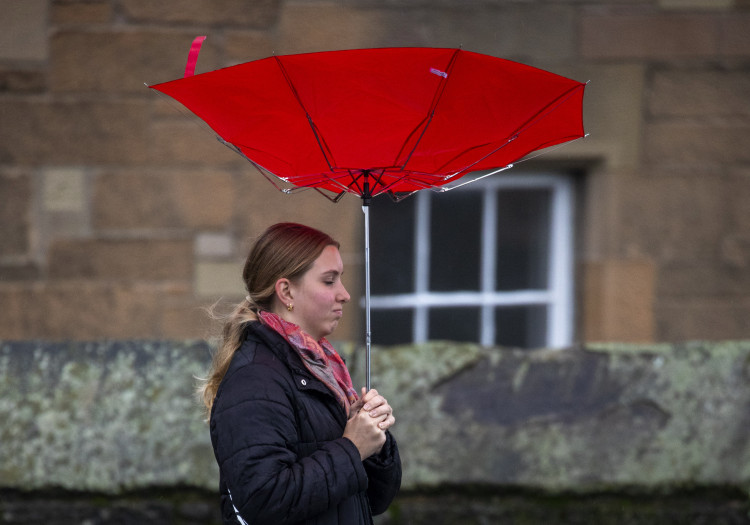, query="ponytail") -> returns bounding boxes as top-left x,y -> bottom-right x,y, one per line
198,297 -> 257,419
